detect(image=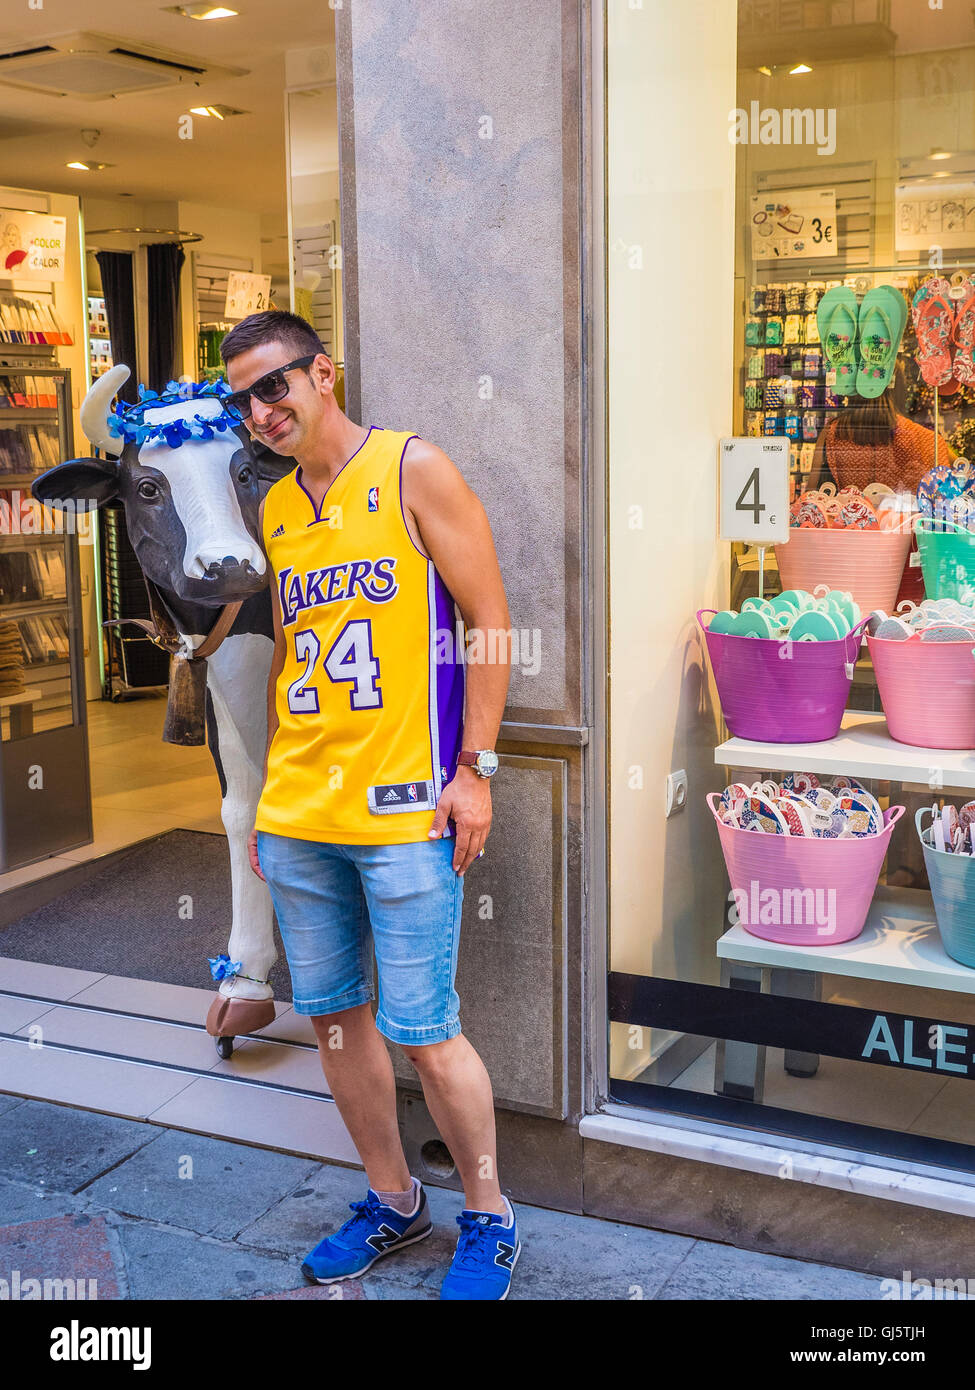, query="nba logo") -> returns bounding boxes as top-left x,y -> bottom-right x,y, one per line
407,783 -> 418,802
368,486 -> 379,512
